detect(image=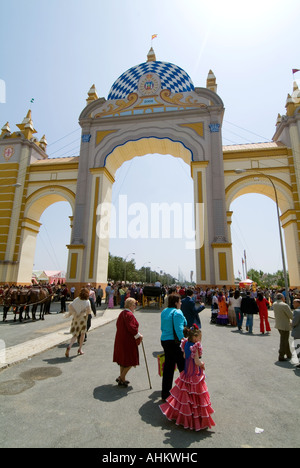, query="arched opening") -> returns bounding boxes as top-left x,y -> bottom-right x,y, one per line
17,189 -> 75,284
97,135 -> 196,179
230,193 -> 286,280
226,174 -> 295,284
108,153 -> 196,283
34,201 -> 72,272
